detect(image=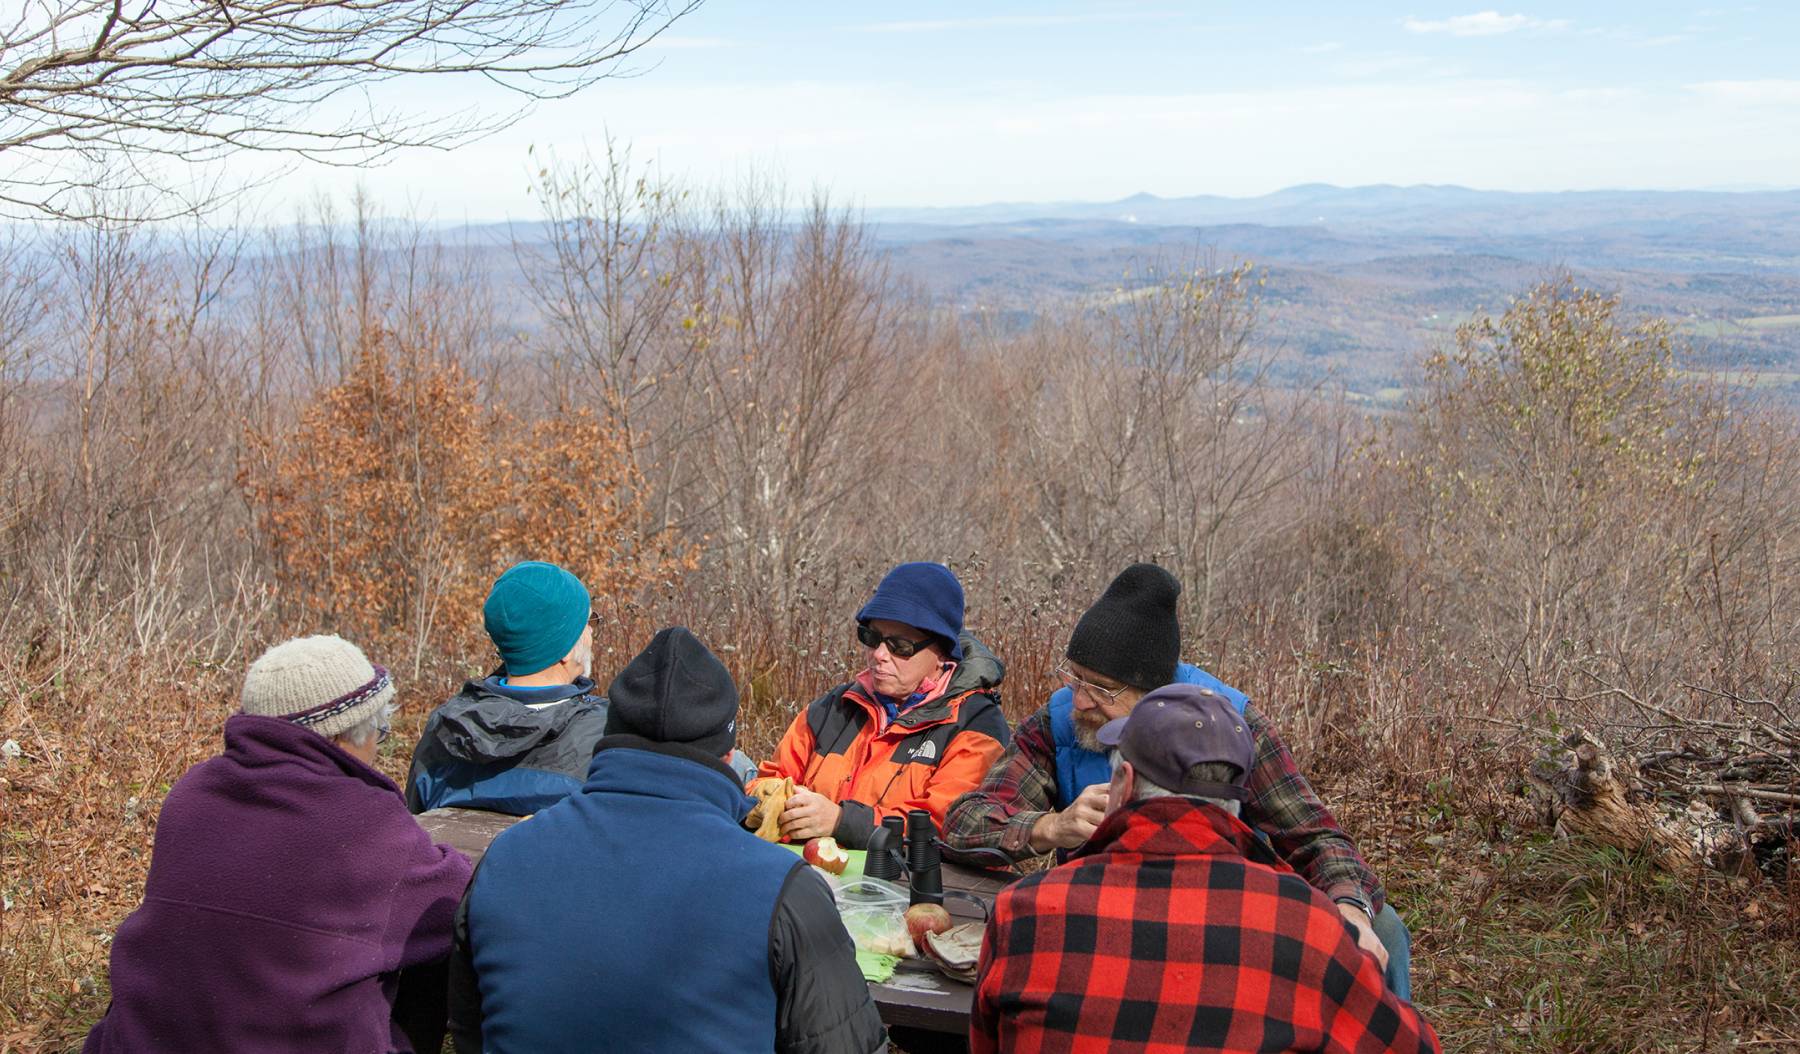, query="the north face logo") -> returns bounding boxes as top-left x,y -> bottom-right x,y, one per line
912,740 -> 938,761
